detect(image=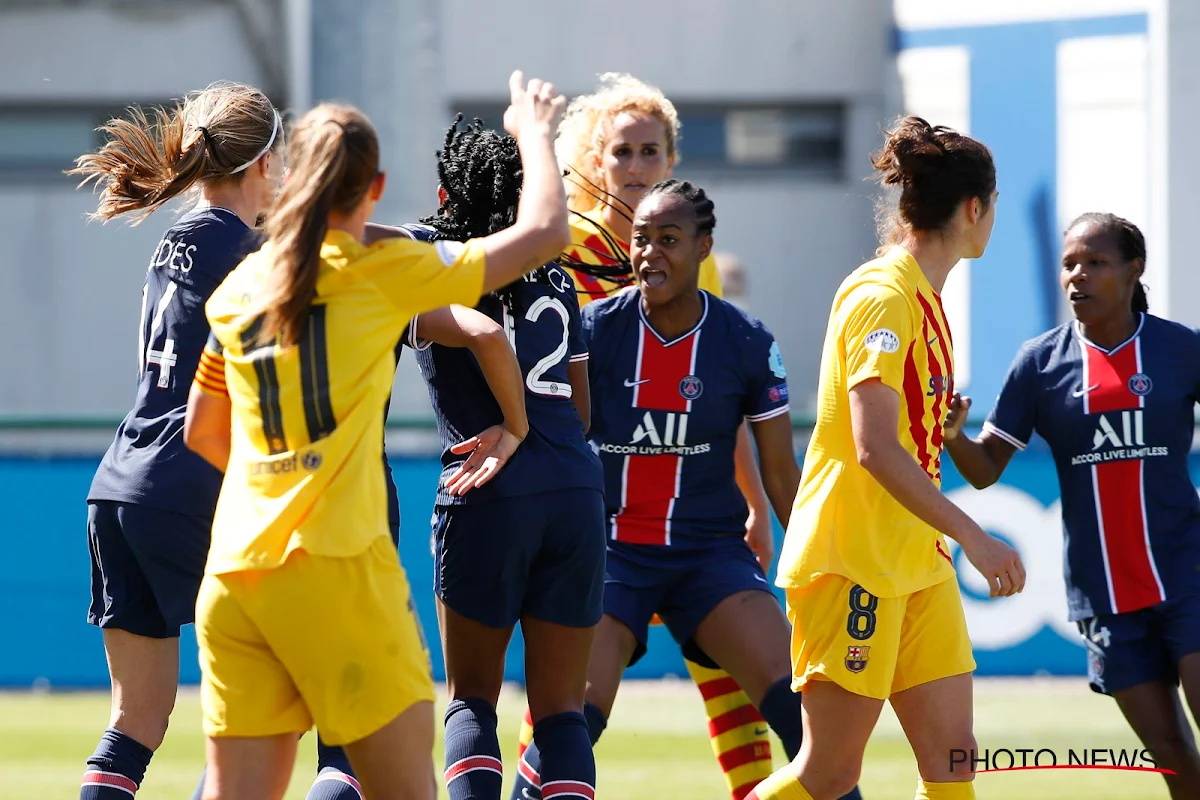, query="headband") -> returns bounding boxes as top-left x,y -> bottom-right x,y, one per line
229,109 -> 281,174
